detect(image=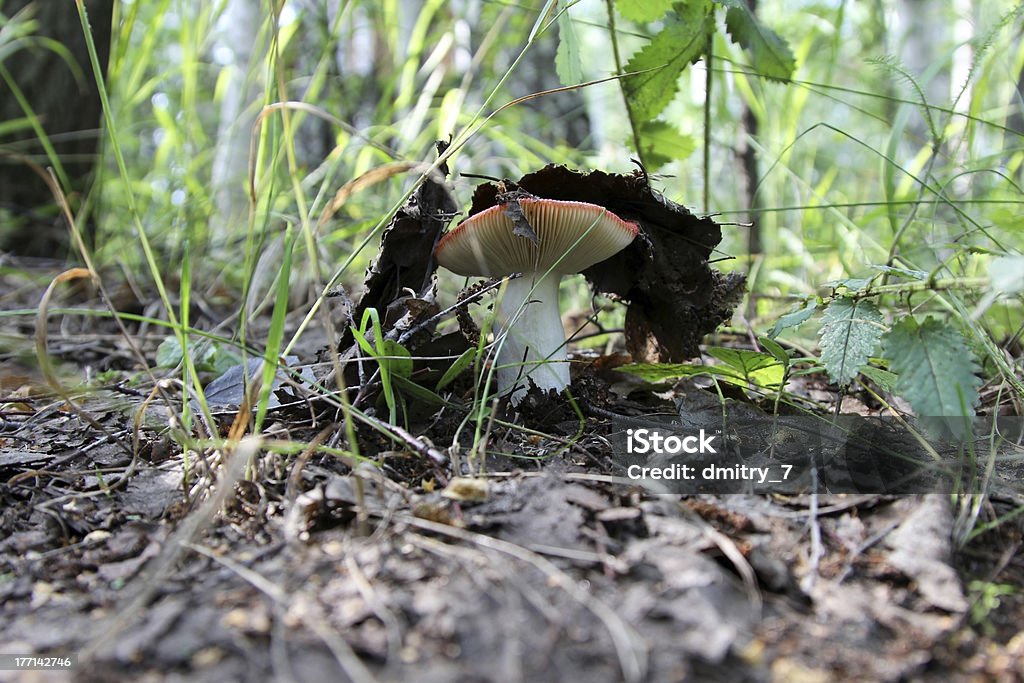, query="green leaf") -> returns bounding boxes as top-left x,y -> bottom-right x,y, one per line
256,230 -> 295,431
616,0 -> 675,22
622,1 -> 710,121
555,1 -> 582,85
827,276 -> 875,292
868,264 -> 928,280
818,298 -> 884,386
758,335 -> 790,367
767,301 -> 818,338
392,375 -> 447,407
989,255 -> 1024,295
617,355 -> 783,390
706,347 -> 785,388
617,362 -> 732,382
859,365 -> 897,392
380,340 -> 413,380
636,120 -> 695,168
436,347 -> 477,391
722,2 -> 795,82
156,337 -> 183,368
883,317 -> 981,417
